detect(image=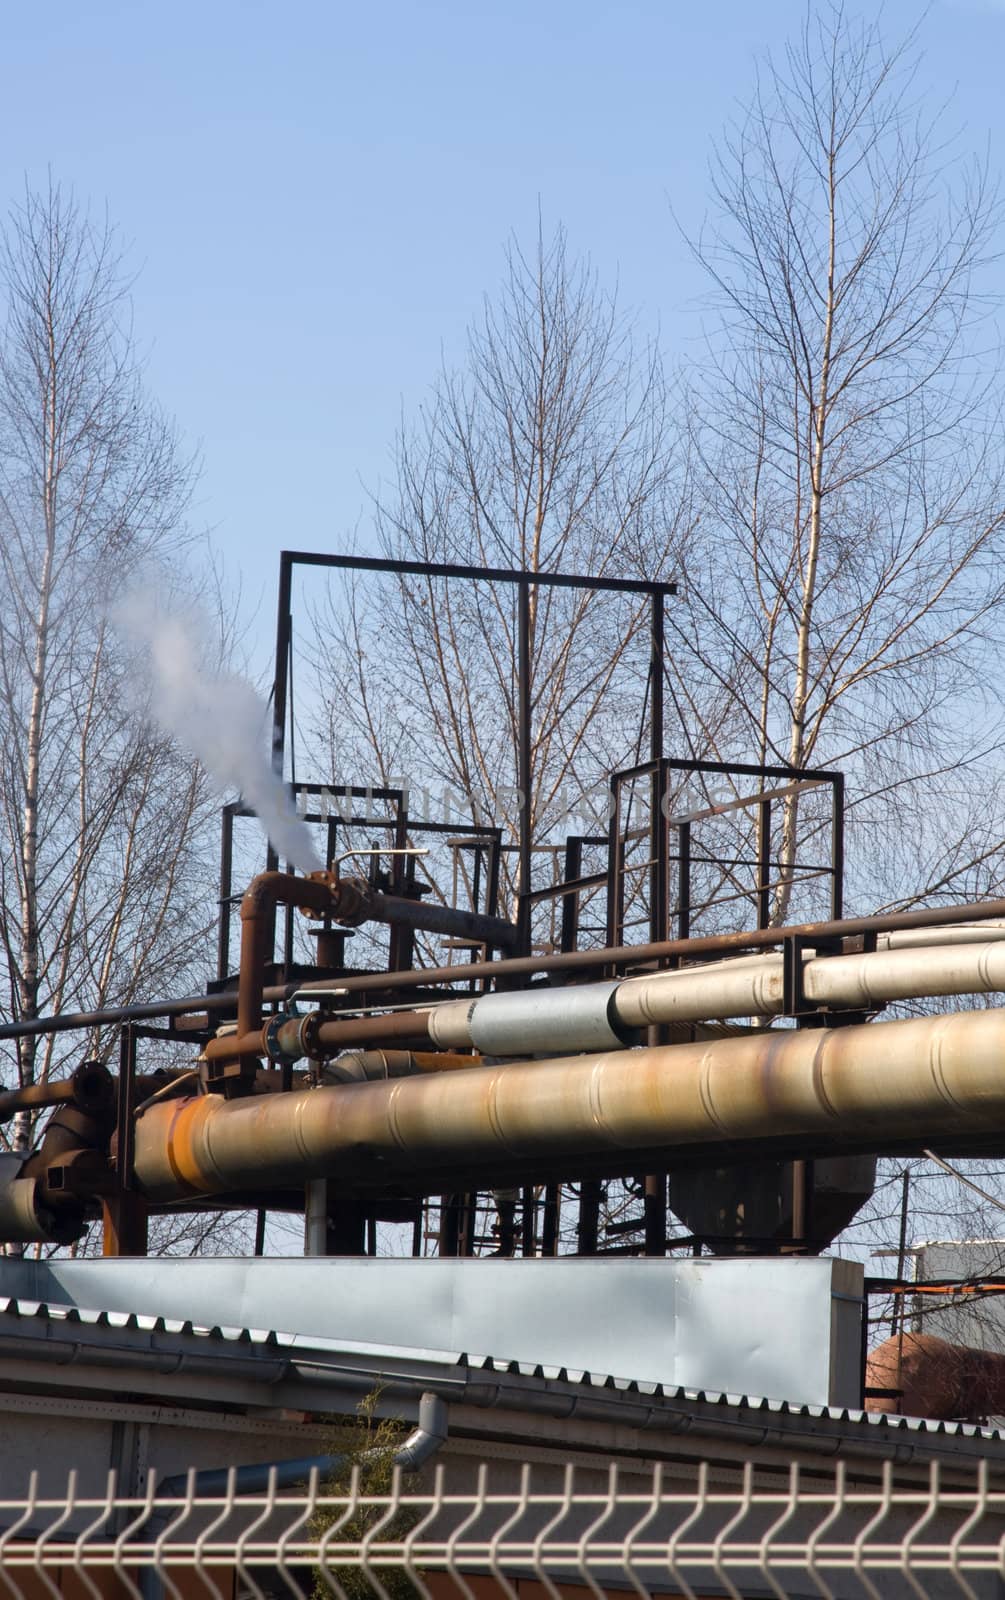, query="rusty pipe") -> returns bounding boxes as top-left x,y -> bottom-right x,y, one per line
329,876 -> 518,949
201,1006 -> 435,1069
321,1049 -> 480,1083
236,872 -> 337,1043
133,1007 -> 1005,1203
0,1060 -> 114,1124
207,931 -> 1005,1071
